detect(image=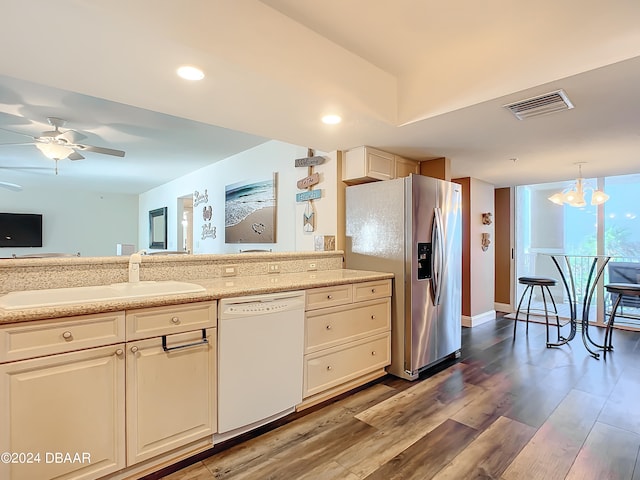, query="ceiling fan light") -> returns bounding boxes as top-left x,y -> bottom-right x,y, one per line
591,190 -> 609,205
36,142 -> 74,160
